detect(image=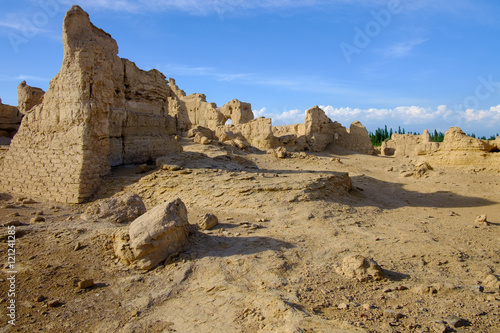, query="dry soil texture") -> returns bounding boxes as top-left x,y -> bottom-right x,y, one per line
1,141 -> 499,333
